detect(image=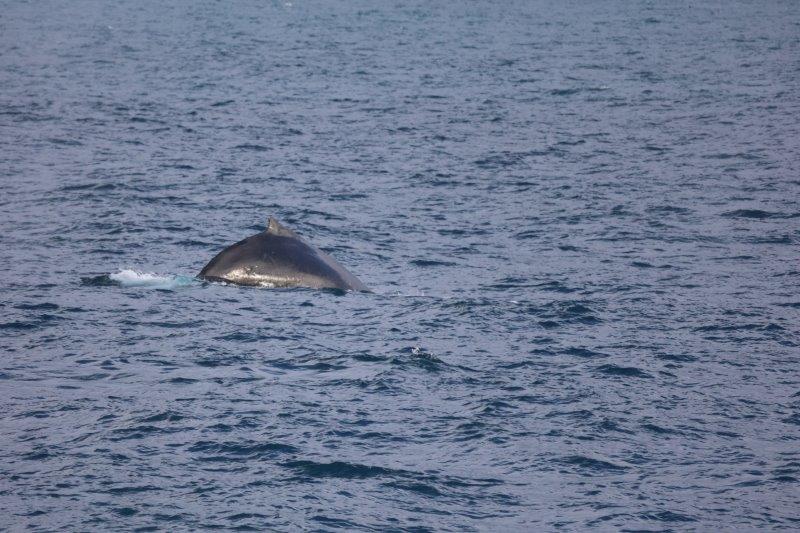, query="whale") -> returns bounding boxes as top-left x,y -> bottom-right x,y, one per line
198,217 -> 369,291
